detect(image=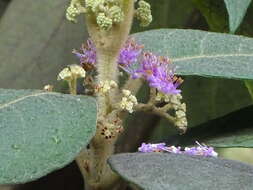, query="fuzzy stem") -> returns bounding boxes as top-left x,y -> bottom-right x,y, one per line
135,103 -> 176,125
68,78 -> 77,95
122,77 -> 143,95
77,0 -> 135,189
